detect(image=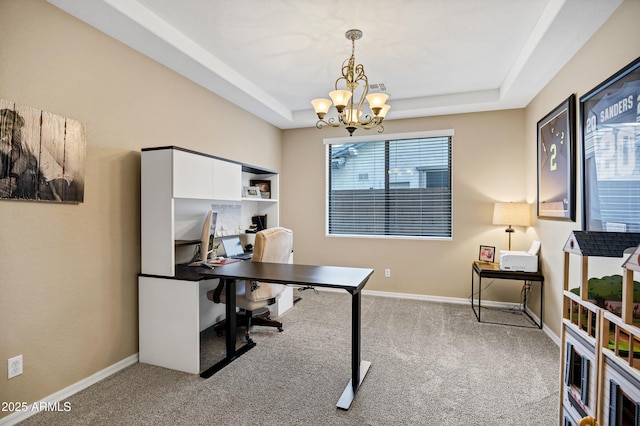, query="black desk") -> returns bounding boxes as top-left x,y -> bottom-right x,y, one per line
471,261 -> 544,329
200,261 -> 374,410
